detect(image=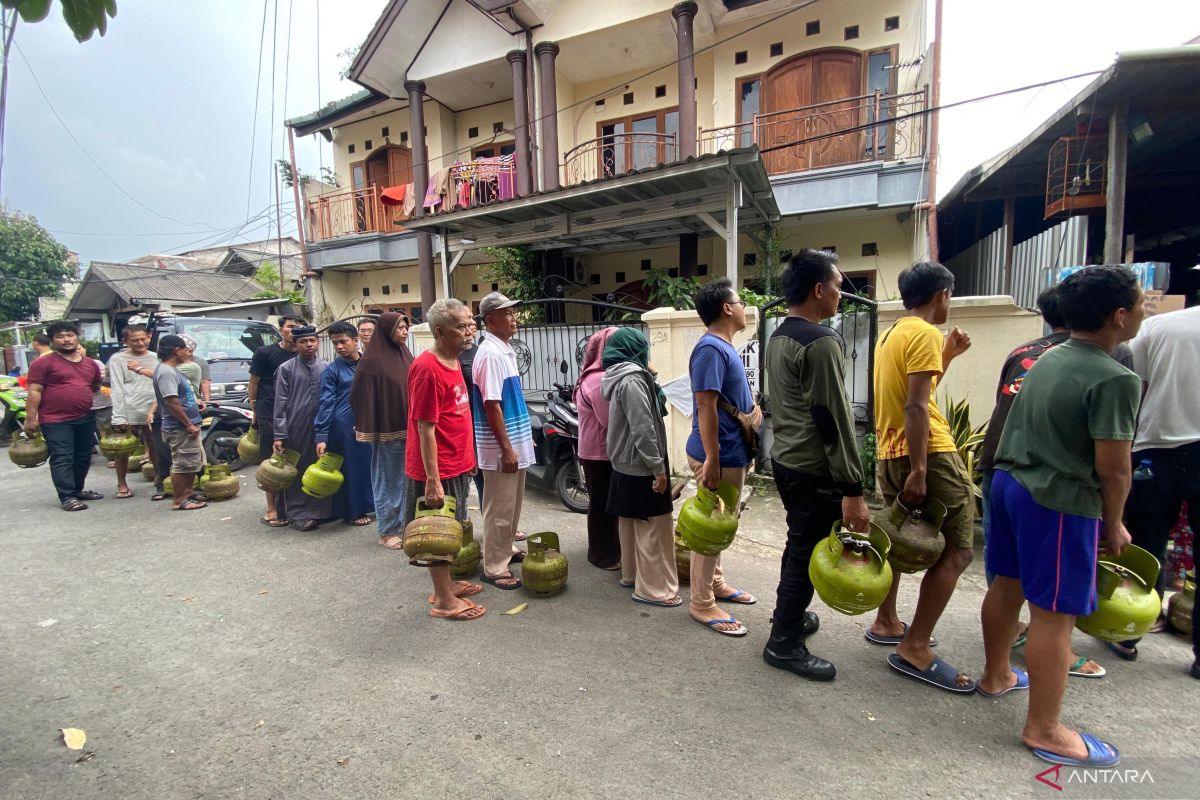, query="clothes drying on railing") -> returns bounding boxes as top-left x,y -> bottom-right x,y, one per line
424,169 -> 452,212
447,155 -> 517,212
